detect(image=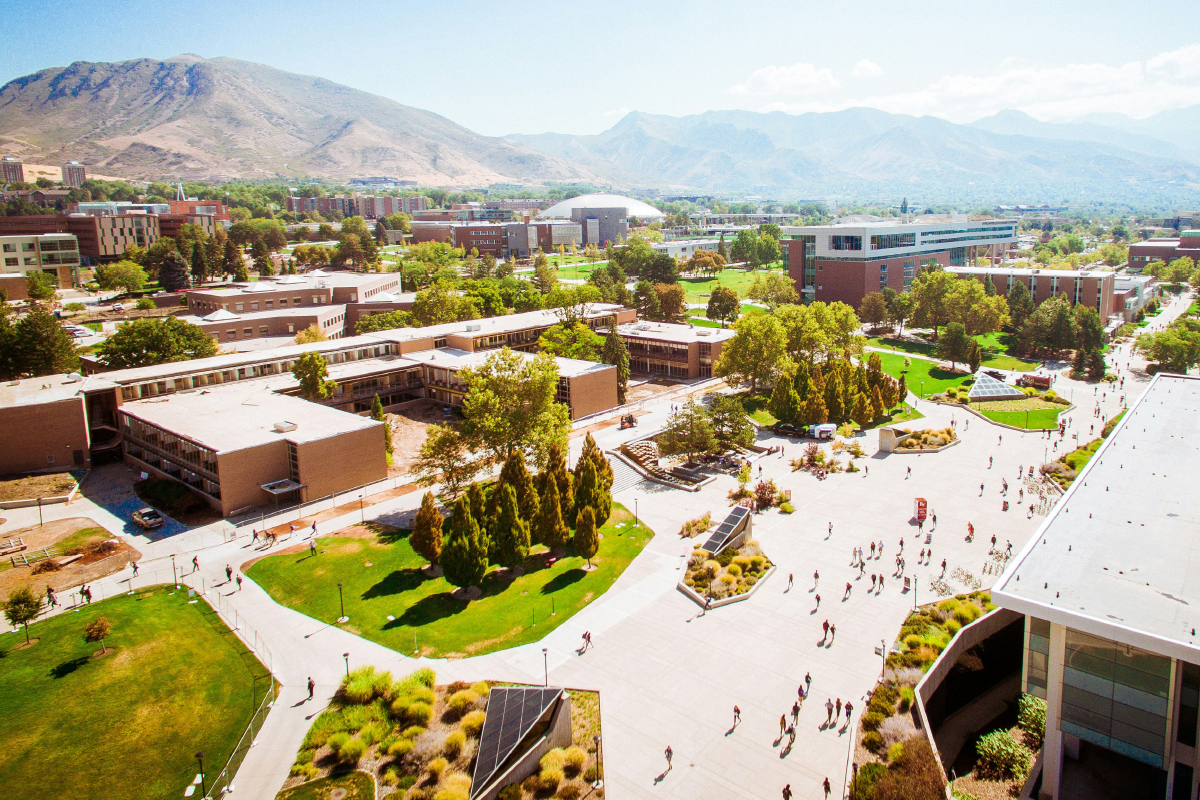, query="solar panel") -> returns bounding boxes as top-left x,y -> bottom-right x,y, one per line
700,506 -> 750,554
967,372 -> 1025,401
471,687 -> 563,798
